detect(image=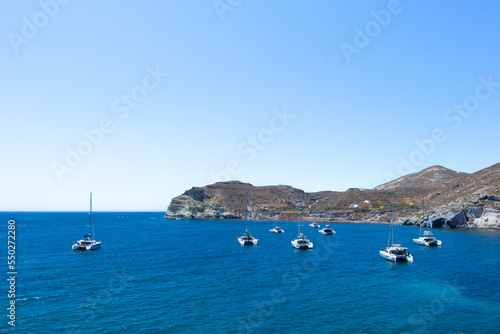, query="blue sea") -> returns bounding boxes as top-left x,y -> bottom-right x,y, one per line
1,212 -> 499,333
